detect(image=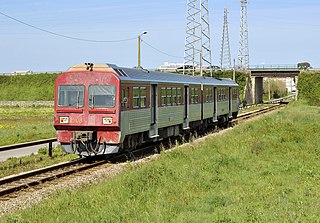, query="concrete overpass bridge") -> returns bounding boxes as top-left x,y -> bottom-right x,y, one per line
244,64 -> 300,104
